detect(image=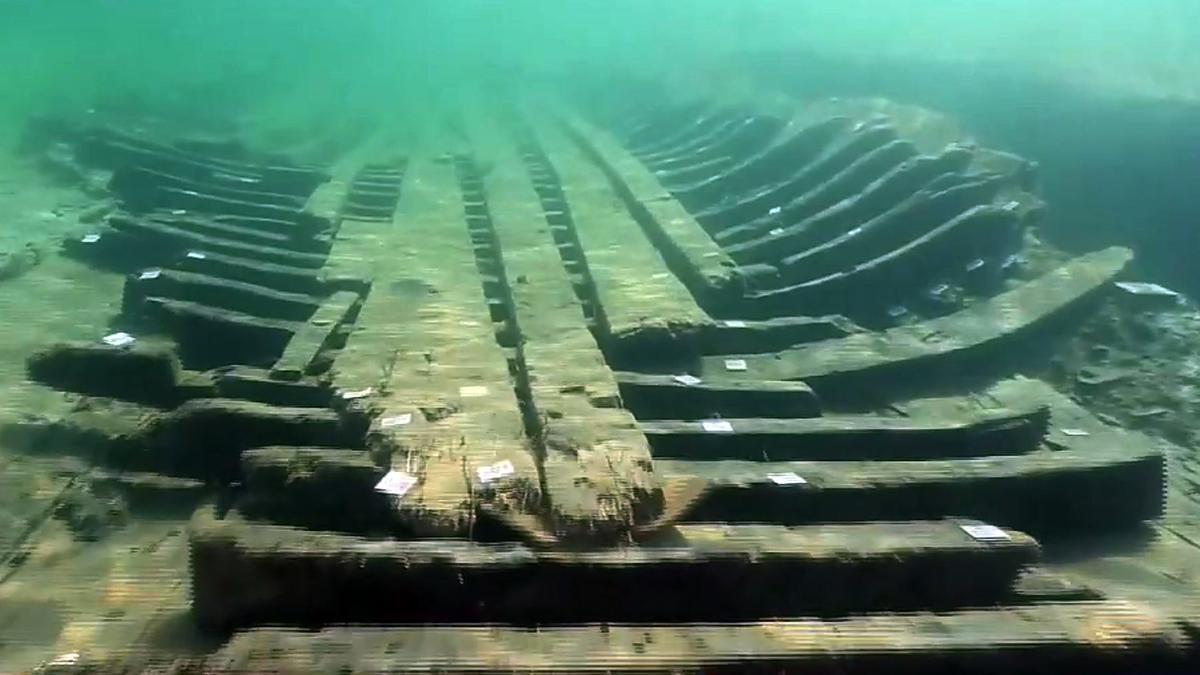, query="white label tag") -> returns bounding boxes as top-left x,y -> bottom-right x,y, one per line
961,524 -> 1011,542
374,470 -> 417,497
477,460 -> 515,484
181,189 -> 199,196
81,234 -> 101,243
459,385 -> 489,398
1115,282 -> 1179,297
215,172 -> 260,184
171,209 -> 188,215
139,269 -> 162,280
724,359 -> 748,372
703,251 -> 721,258
101,332 -> 135,347
651,272 -> 671,280
341,387 -> 373,400
769,227 -> 785,236
379,413 -> 413,429
723,320 -> 748,328
48,653 -> 81,667
1061,428 -> 1090,437
673,374 -> 702,386
186,251 -> 207,260
767,206 -> 782,216
767,472 -> 807,485
966,258 -> 986,271
701,419 -> 734,433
